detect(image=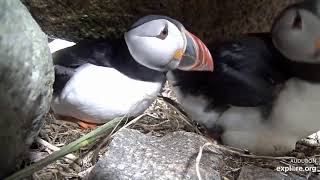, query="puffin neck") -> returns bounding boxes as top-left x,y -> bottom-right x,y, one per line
110,39 -> 166,83
287,60 -> 320,82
